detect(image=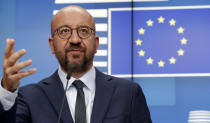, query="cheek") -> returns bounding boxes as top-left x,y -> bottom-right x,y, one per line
85,43 -> 96,54
84,39 -> 97,52
53,41 -> 66,52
